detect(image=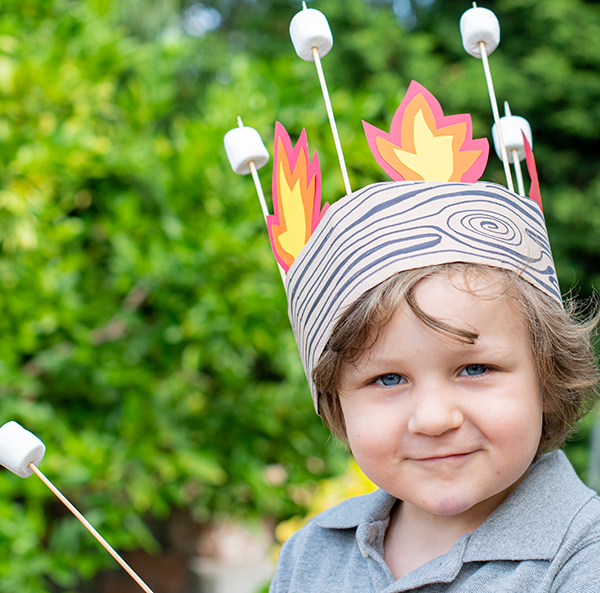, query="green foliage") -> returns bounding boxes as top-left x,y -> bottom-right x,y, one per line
0,0 -> 599,589
0,0 -> 348,589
